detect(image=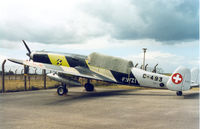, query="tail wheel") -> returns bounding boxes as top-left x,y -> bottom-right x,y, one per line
57,86 -> 68,96
84,83 -> 94,92
176,91 -> 182,96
